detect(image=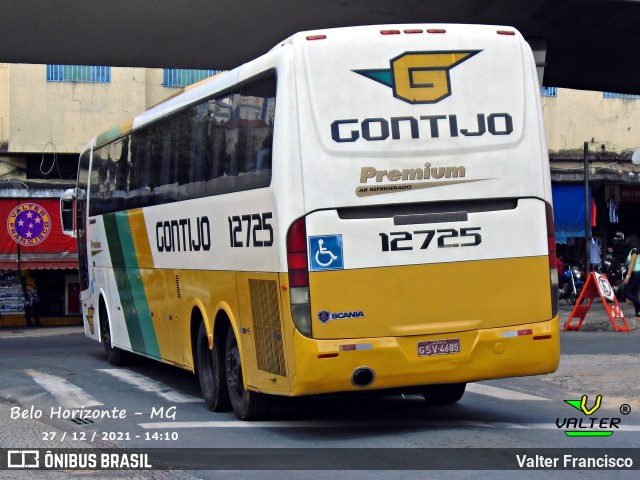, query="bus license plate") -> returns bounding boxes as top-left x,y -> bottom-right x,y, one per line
417,338 -> 460,357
